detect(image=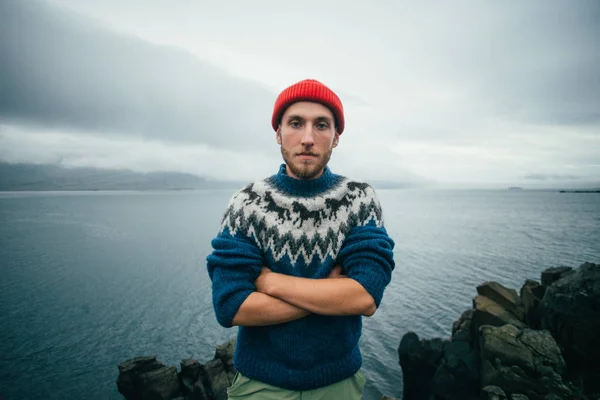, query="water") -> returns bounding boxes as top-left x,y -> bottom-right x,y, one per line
0,189 -> 598,400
